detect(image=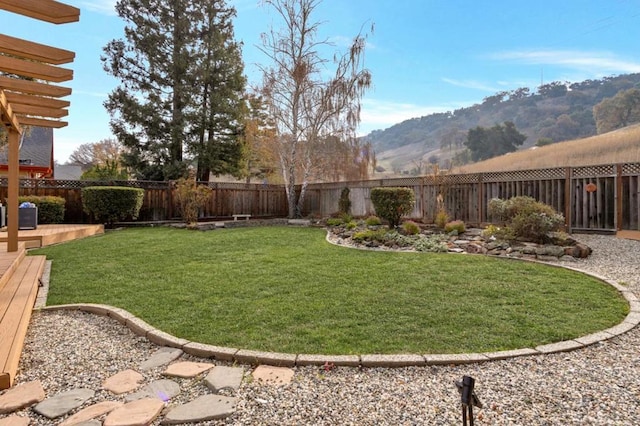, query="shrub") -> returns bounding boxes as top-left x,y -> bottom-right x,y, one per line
434,209 -> 449,229
414,234 -> 449,252
488,196 -> 564,243
338,187 -> 351,216
174,176 -> 212,226
82,186 -> 144,226
326,218 -> 343,227
402,220 -> 420,235
444,220 -> 466,234
17,195 -> 65,224
370,187 -> 415,229
345,220 -> 358,230
352,228 -> 388,243
364,215 -> 382,226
